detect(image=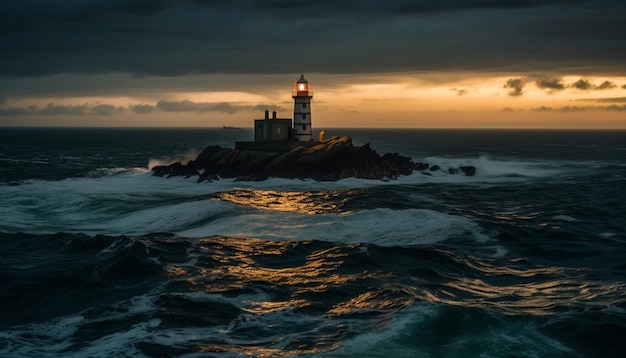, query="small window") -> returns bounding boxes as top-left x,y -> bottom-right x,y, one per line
303,103 -> 307,109
302,125 -> 306,130
277,127 -> 281,135
302,113 -> 307,119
